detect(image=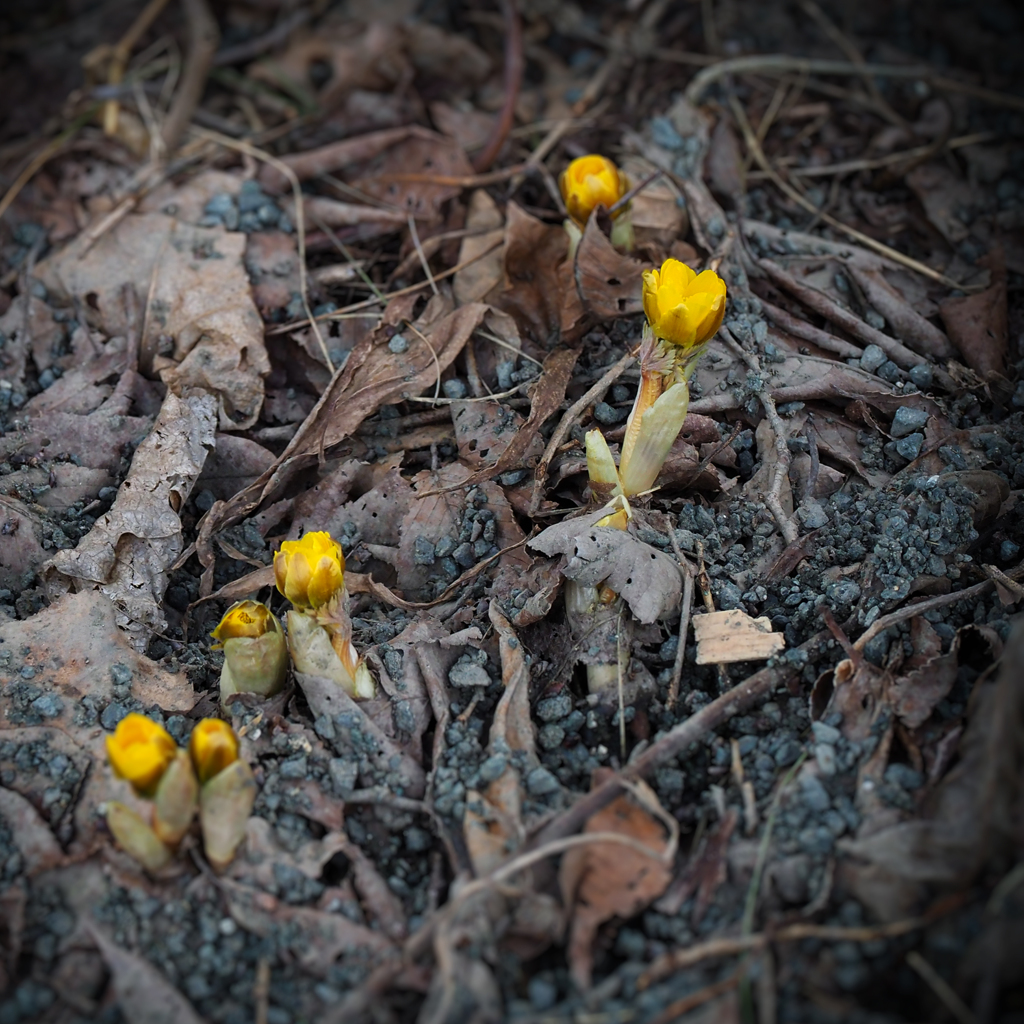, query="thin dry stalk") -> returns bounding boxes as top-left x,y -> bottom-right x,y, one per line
528,349 -> 637,514
160,0 -> 219,157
